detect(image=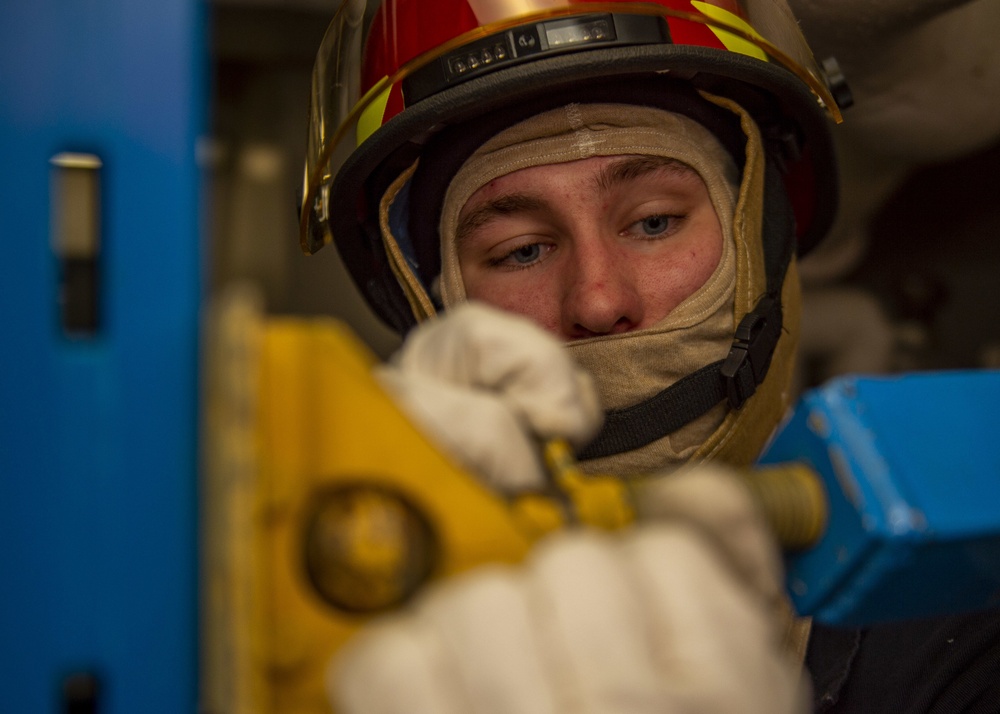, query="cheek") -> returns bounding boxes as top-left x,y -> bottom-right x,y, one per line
682,227 -> 725,291
639,220 -> 725,318
462,270 -> 563,335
